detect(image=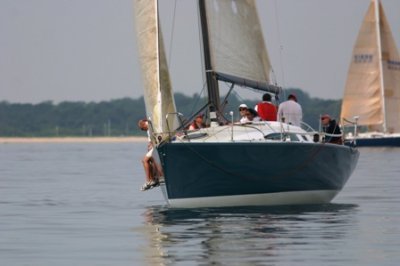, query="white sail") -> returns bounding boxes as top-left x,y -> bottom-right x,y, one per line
204,0 -> 272,87
341,0 -> 400,133
133,0 -> 177,140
